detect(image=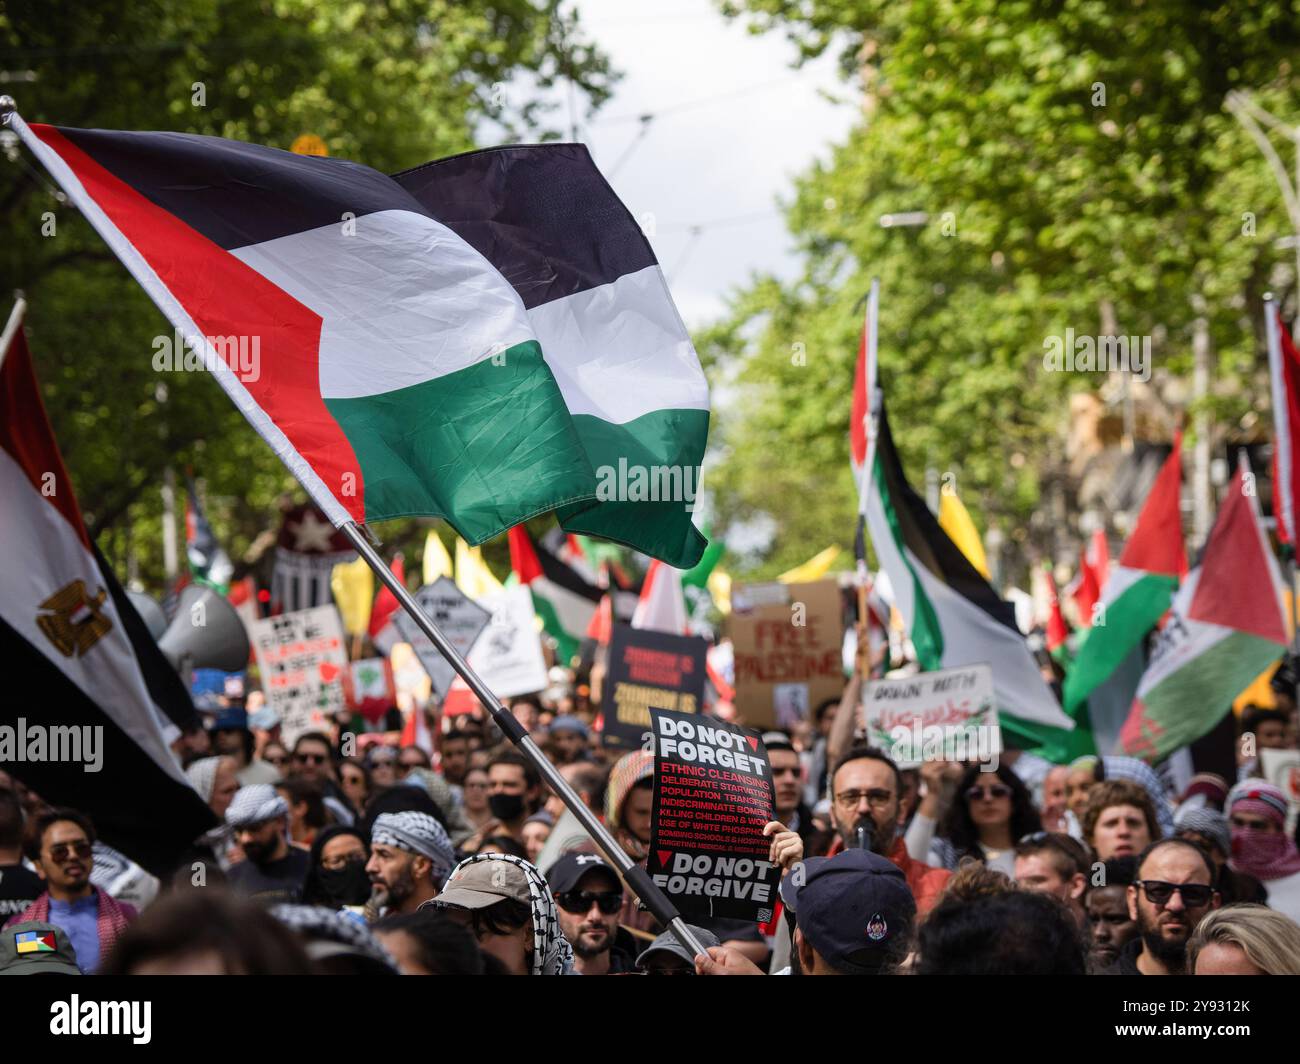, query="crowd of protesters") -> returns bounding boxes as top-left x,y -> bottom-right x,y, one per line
3,656 -> 1300,977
